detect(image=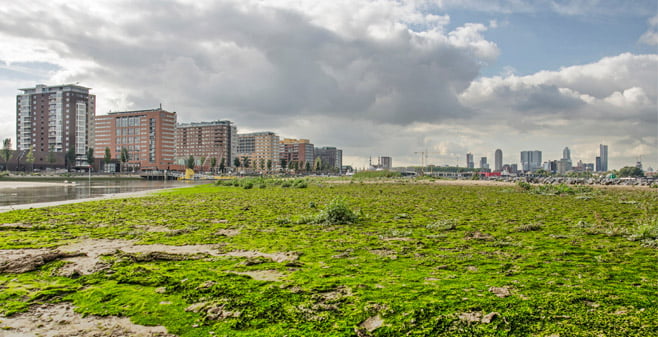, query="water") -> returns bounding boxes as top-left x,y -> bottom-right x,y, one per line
0,179 -> 202,207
